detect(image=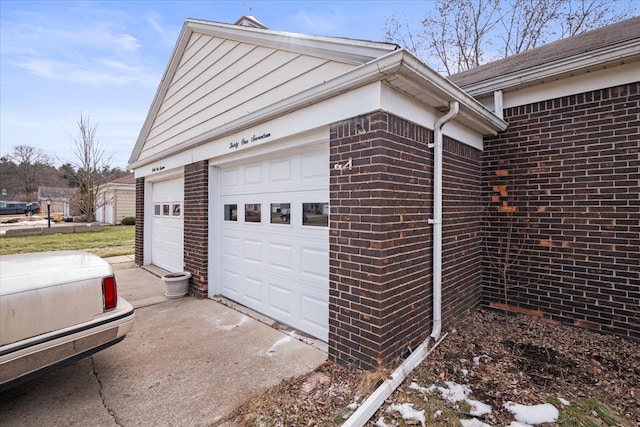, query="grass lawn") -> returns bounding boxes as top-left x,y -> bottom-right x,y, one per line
0,225 -> 135,258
